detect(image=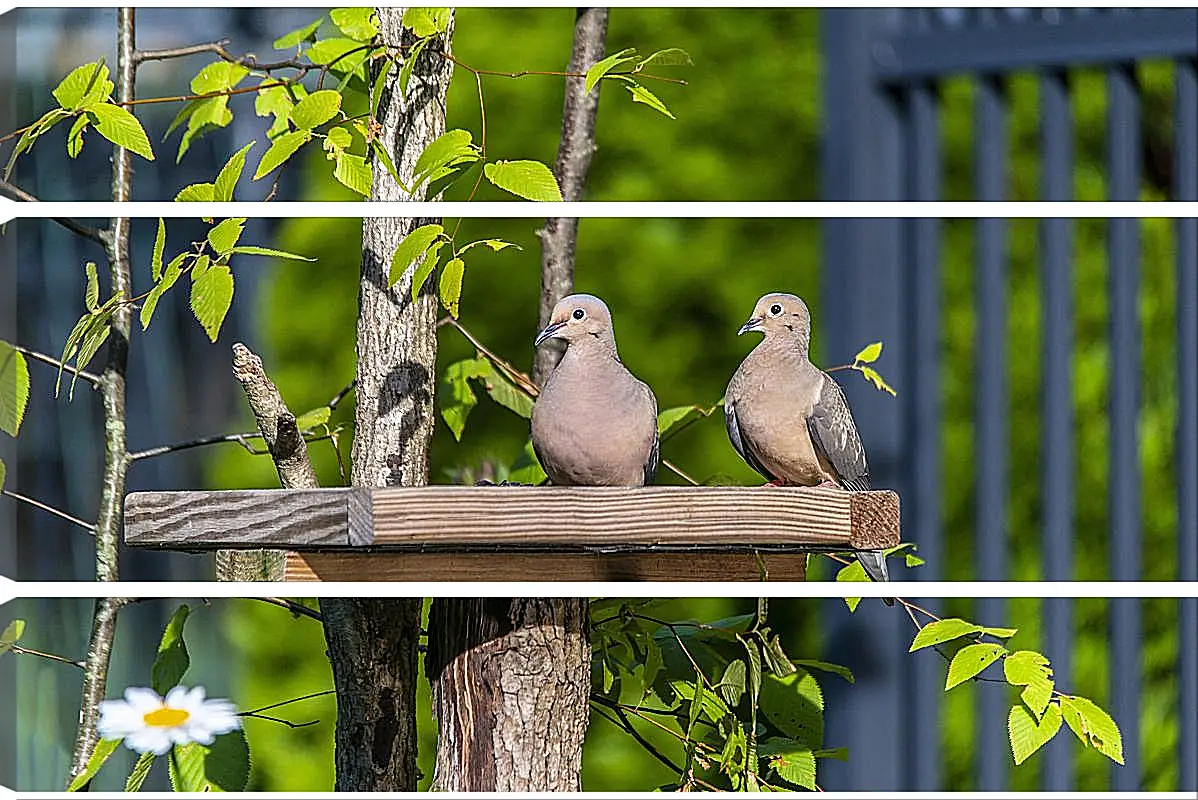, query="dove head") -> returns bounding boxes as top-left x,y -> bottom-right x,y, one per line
535,294 -> 617,353
738,293 -> 812,355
